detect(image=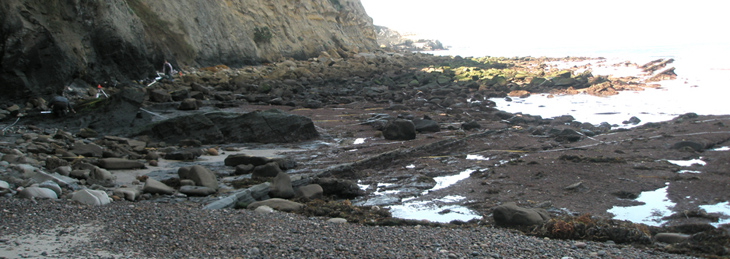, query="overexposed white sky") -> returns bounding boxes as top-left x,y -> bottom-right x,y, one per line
360,0 -> 729,50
